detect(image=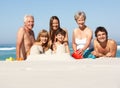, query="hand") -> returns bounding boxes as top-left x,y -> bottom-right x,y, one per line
91,51 -> 96,55
106,53 -> 112,57
92,51 -> 104,57
76,49 -> 83,55
52,43 -> 56,51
